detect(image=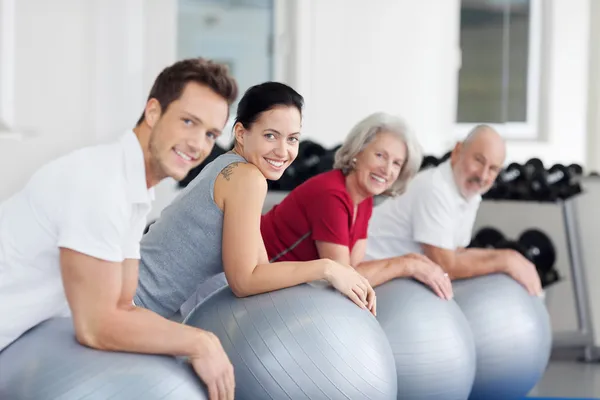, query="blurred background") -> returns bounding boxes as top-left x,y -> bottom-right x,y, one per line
0,0 -> 596,217
4,1 -> 600,396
